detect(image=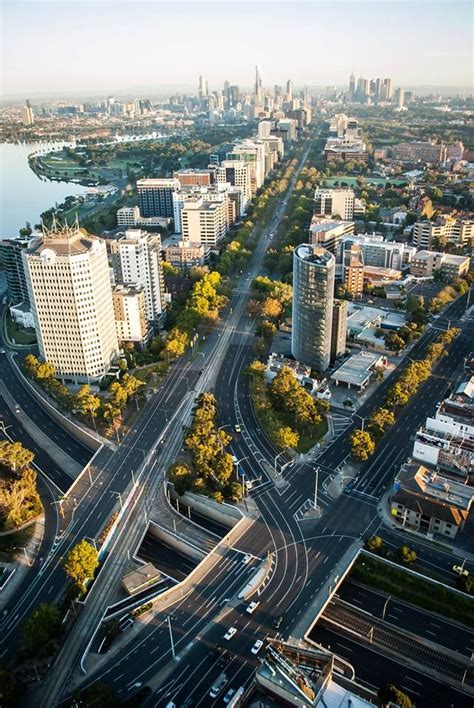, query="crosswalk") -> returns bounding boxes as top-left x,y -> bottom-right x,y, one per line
331,413 -> 353,437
